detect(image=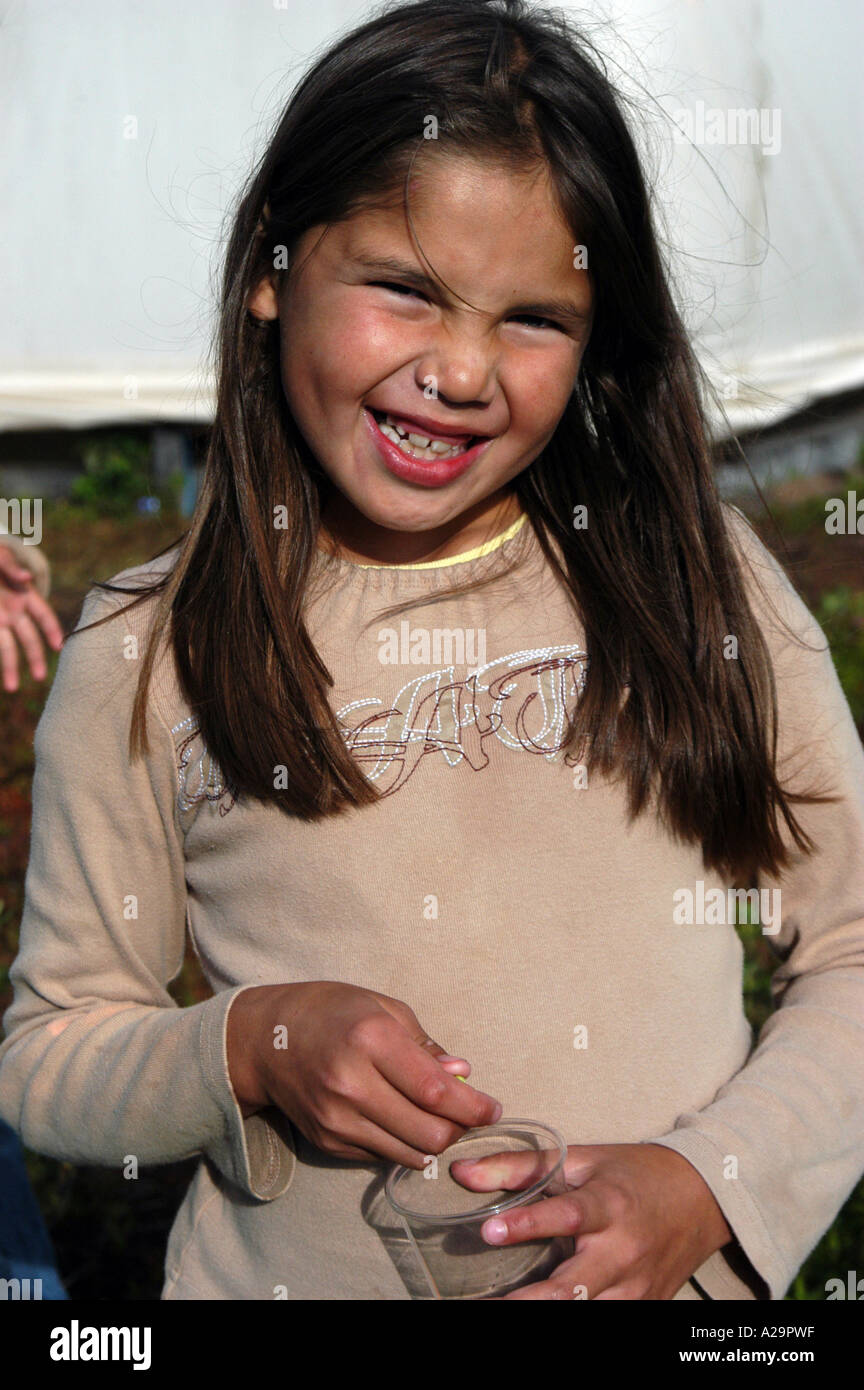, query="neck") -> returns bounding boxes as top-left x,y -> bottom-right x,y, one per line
317,489 -> 524,566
